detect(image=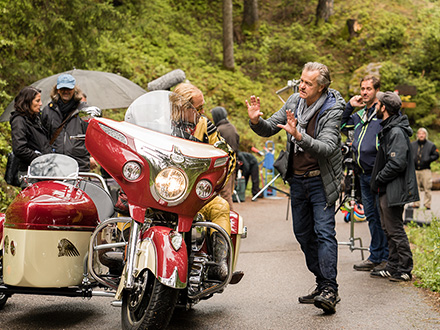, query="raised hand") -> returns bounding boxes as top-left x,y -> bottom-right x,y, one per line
349,95 -> 364,108
277,110 -> 302,141
245,95 -> 263,125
